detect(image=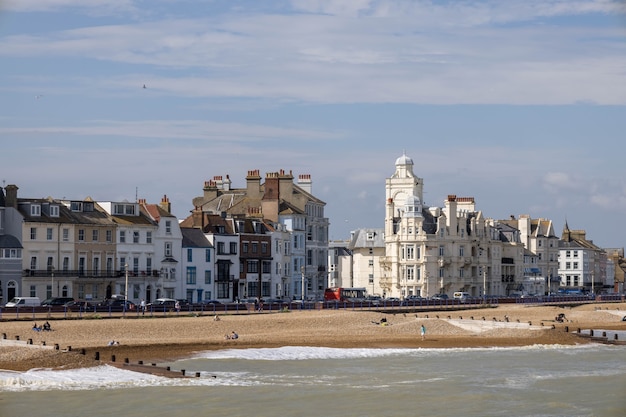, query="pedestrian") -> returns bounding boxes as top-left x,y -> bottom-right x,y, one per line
175,300 -> 180,312
140,299 -> 146,315
420,324 -> 426,340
